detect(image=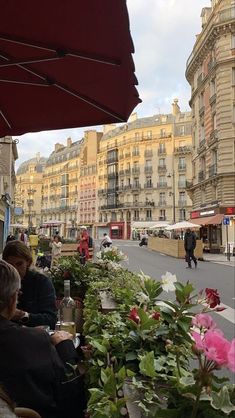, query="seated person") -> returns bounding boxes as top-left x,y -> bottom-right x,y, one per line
2,240 -> 57,329
0,260 -> 84,418
100,233 -> 112,248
